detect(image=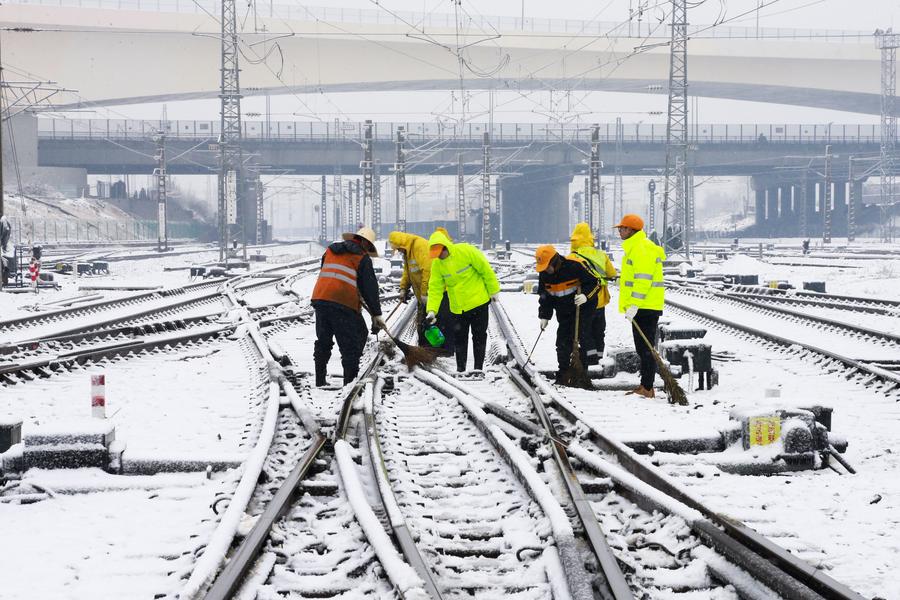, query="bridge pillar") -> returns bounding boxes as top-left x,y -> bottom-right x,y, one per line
755,185 -> 766,229
778,184 -> 795,235
766,187 -> 779,236
501,168 -> 572,243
